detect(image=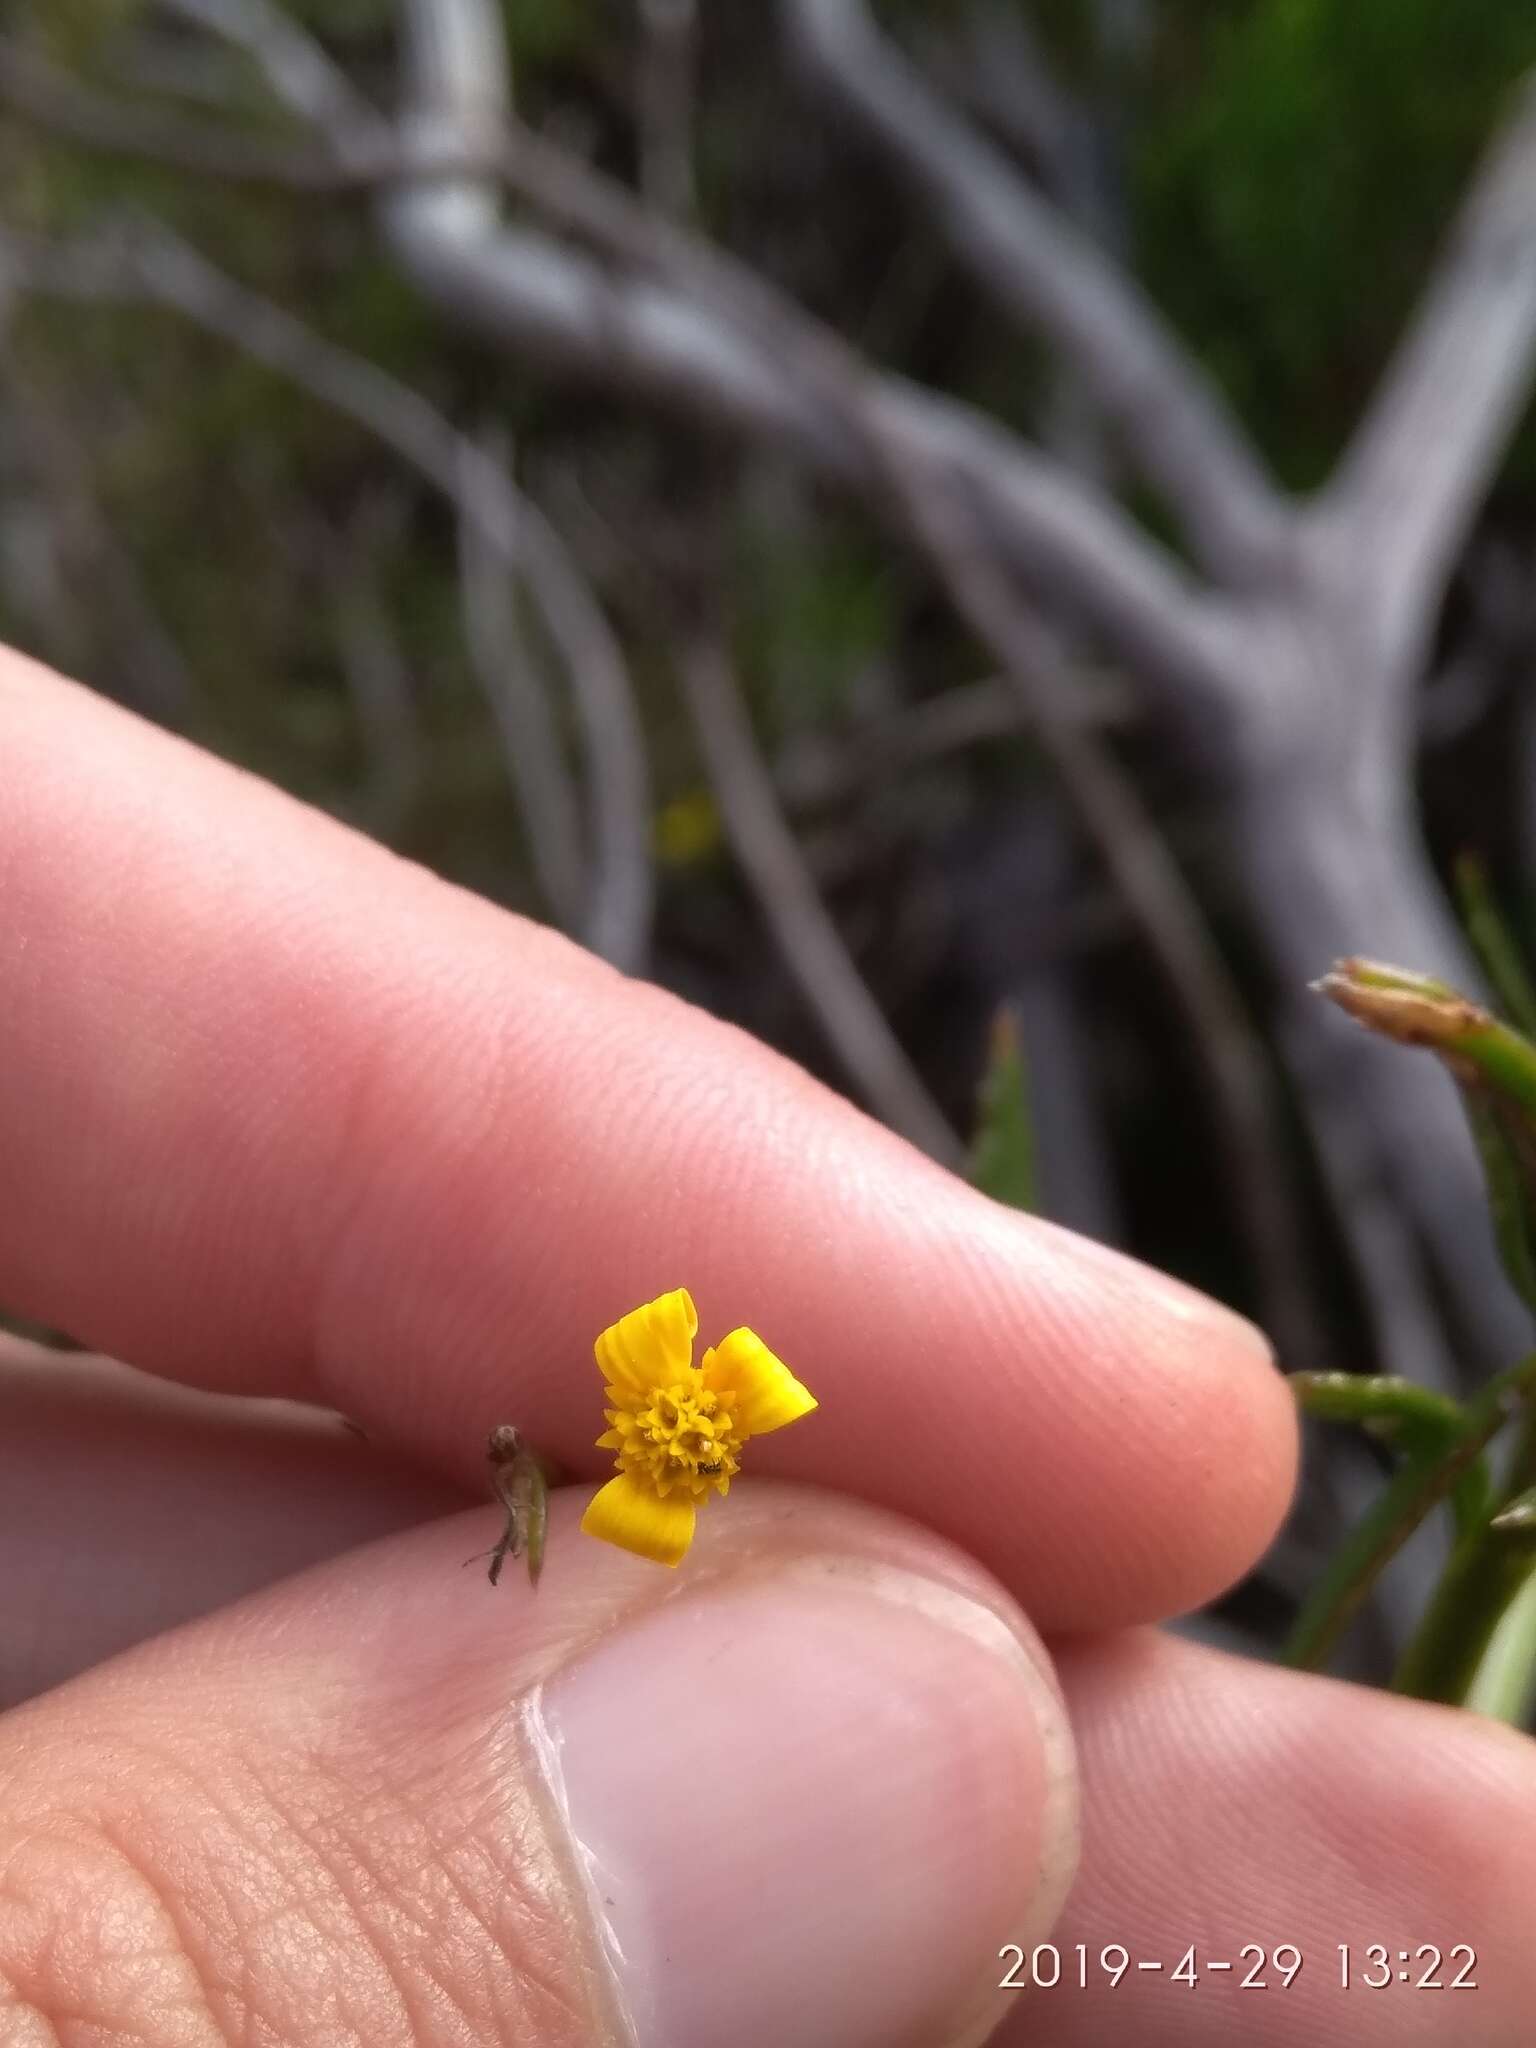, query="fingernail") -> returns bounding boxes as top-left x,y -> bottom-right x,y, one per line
539,1560 -> 1076,2048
